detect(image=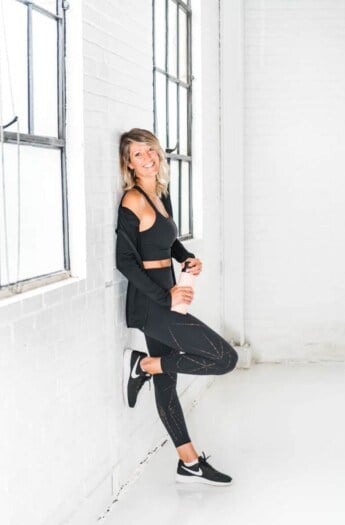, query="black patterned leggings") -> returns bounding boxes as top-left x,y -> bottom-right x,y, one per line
142,267 -> 238,448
